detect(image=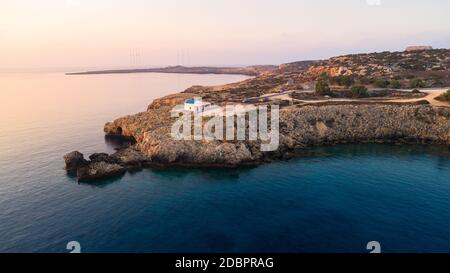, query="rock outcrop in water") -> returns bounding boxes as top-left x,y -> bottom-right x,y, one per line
63,149 -> 147,182
63,151 -> 88,174
76,161 -> 126,182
